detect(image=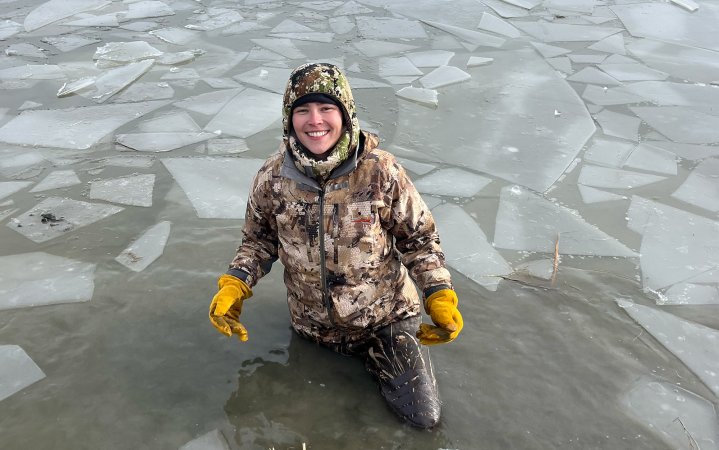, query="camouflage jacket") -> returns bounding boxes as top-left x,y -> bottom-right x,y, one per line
228,131 -> 452,344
